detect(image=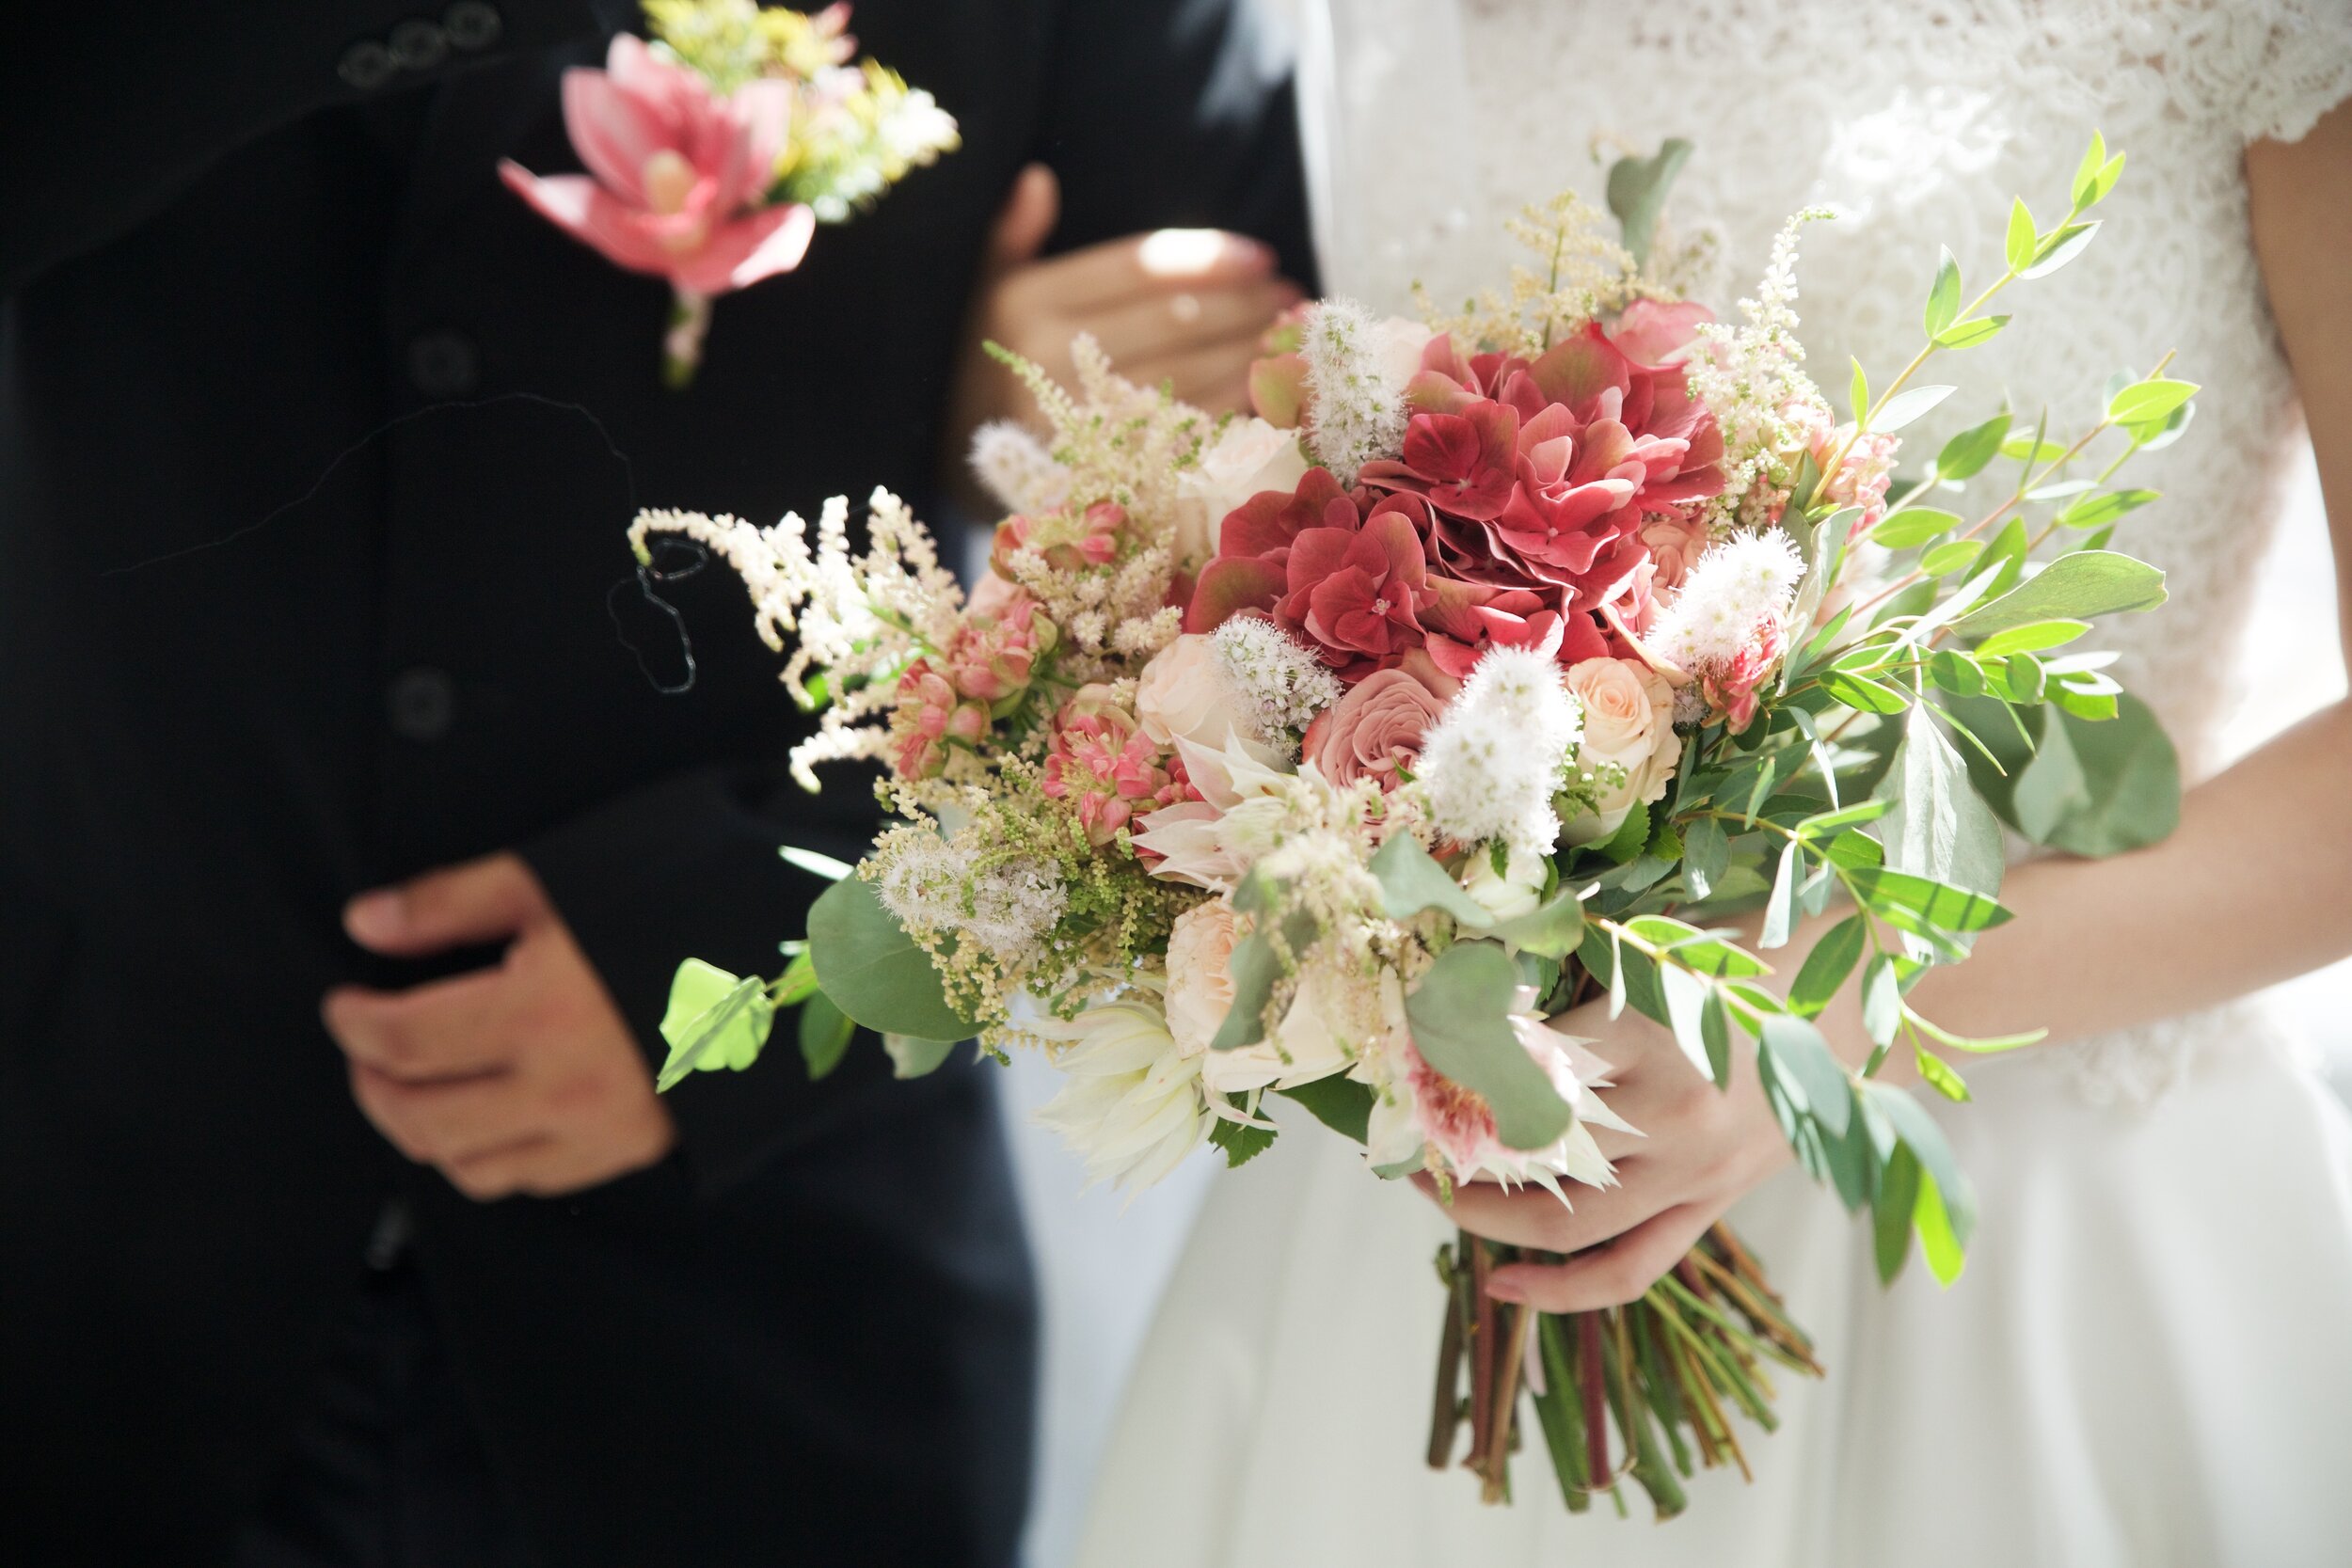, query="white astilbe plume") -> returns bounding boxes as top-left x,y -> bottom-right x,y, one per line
967,420 -> 1072,515
1415,646 -> 1585,859
1647,530 -> 1804,673
1300,299 -> 1408,483
1027,986 -> 1208,1192
1210,615 -> 1343,742
1685,207 -> 1837,530
628,487 -> 963,790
